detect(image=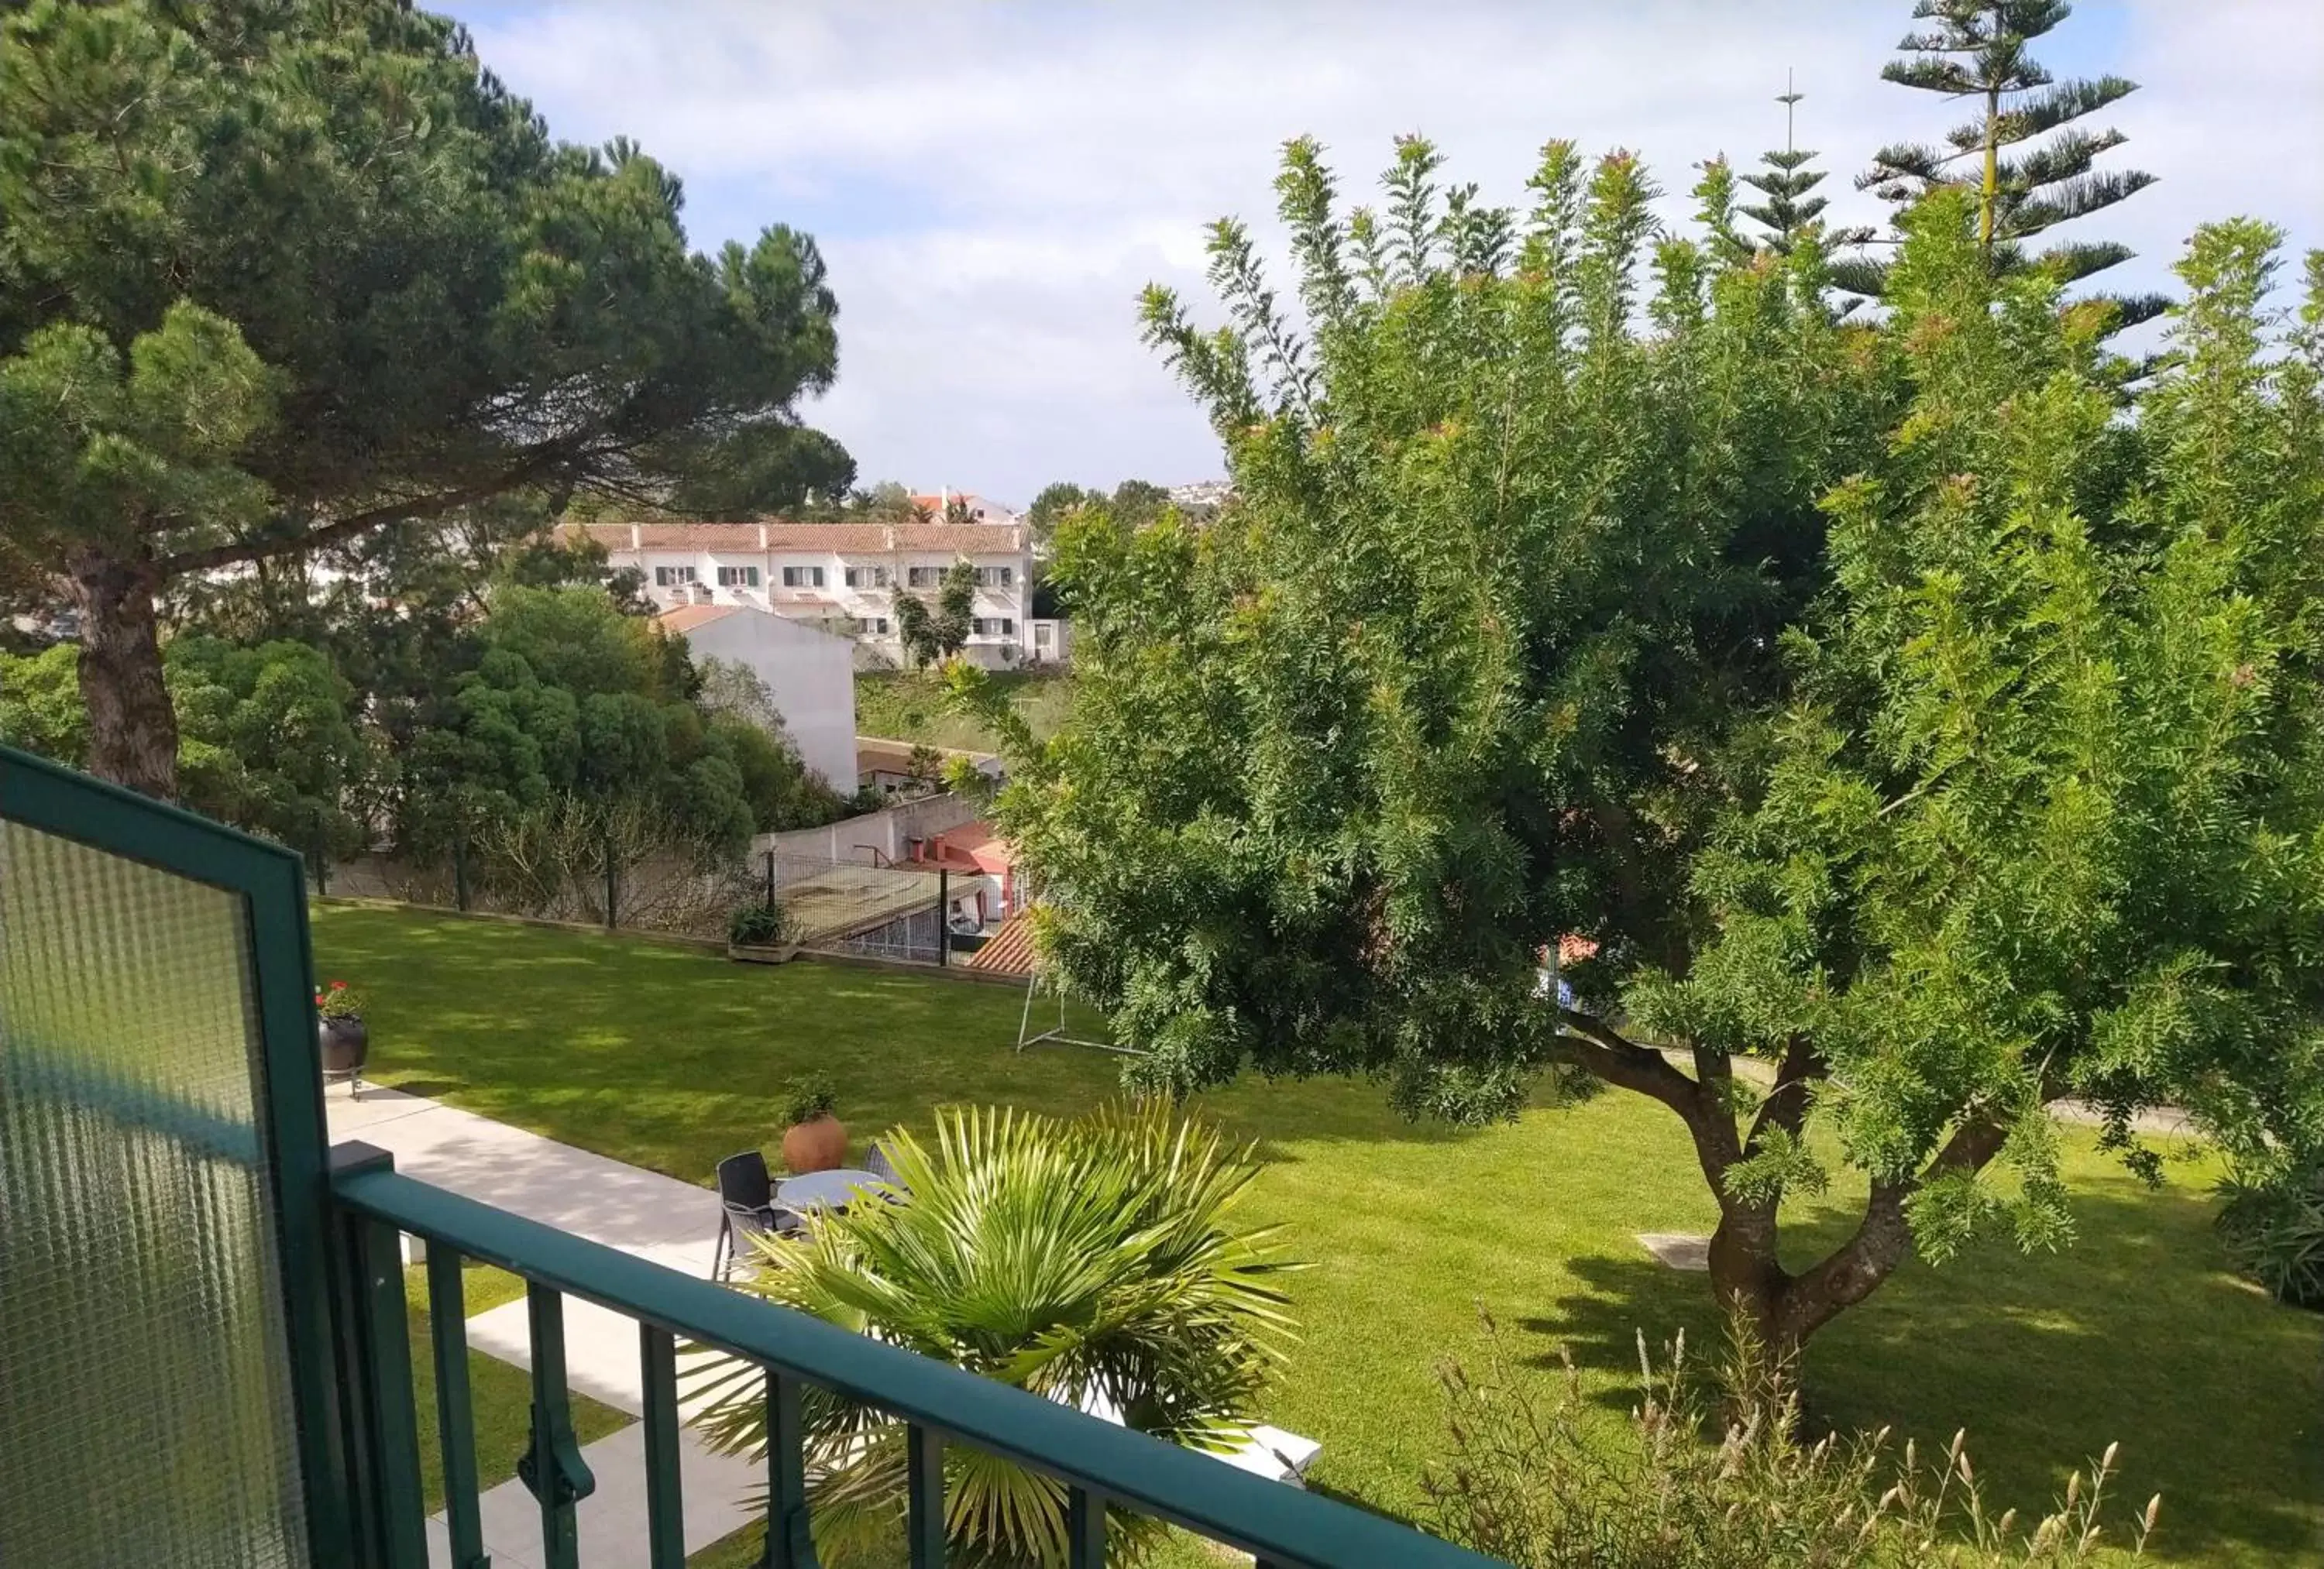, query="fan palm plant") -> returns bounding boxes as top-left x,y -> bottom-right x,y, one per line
684,1104 -> 1298,1567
